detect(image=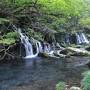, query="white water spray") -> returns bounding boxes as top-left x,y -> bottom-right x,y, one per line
76,32 -> 89,44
